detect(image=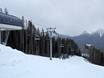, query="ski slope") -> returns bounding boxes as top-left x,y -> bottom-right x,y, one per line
0,44 -> 104,78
